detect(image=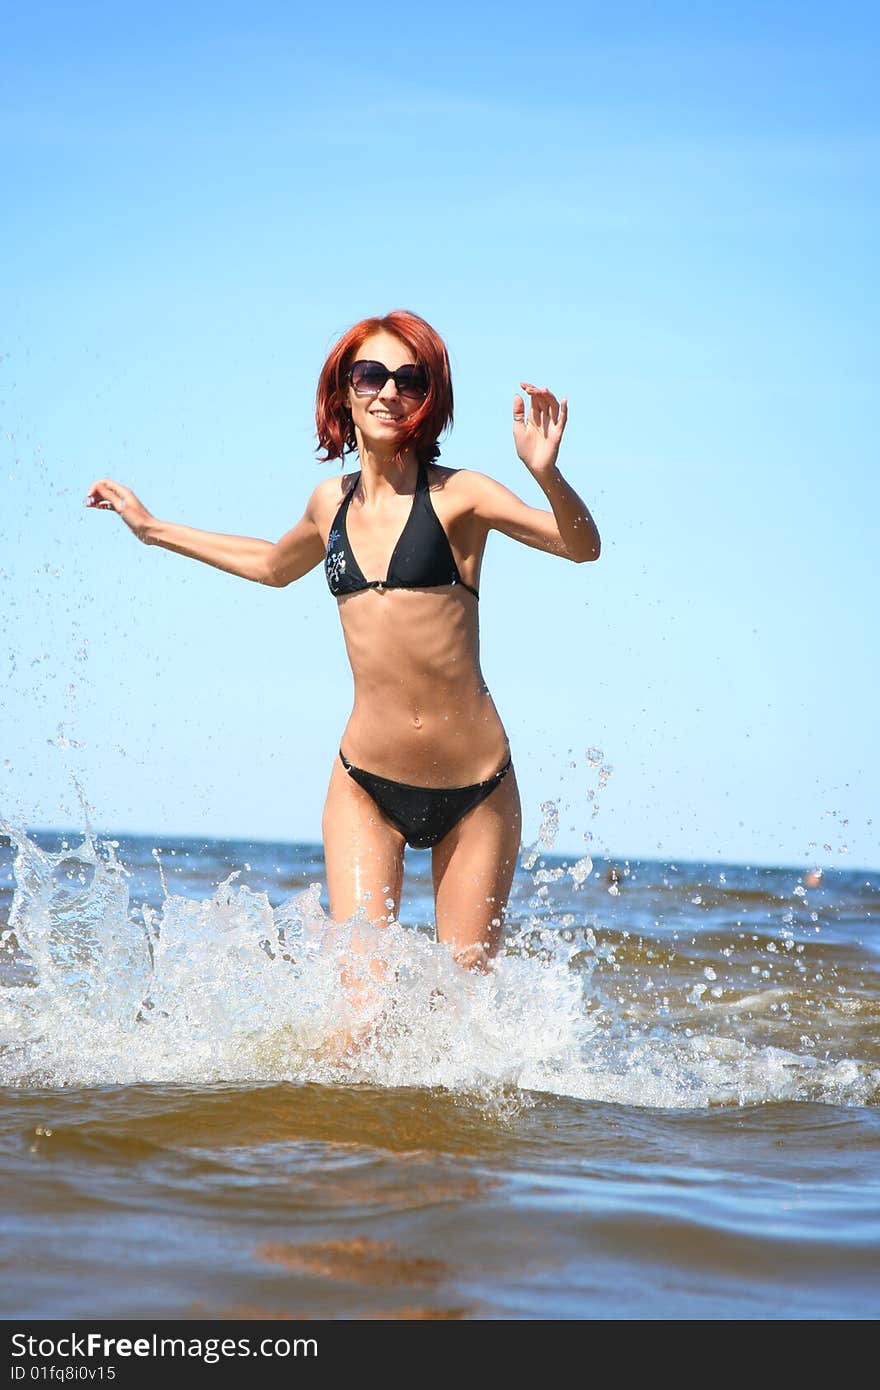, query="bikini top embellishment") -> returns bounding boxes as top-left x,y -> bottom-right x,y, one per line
324,461 -> 479,600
